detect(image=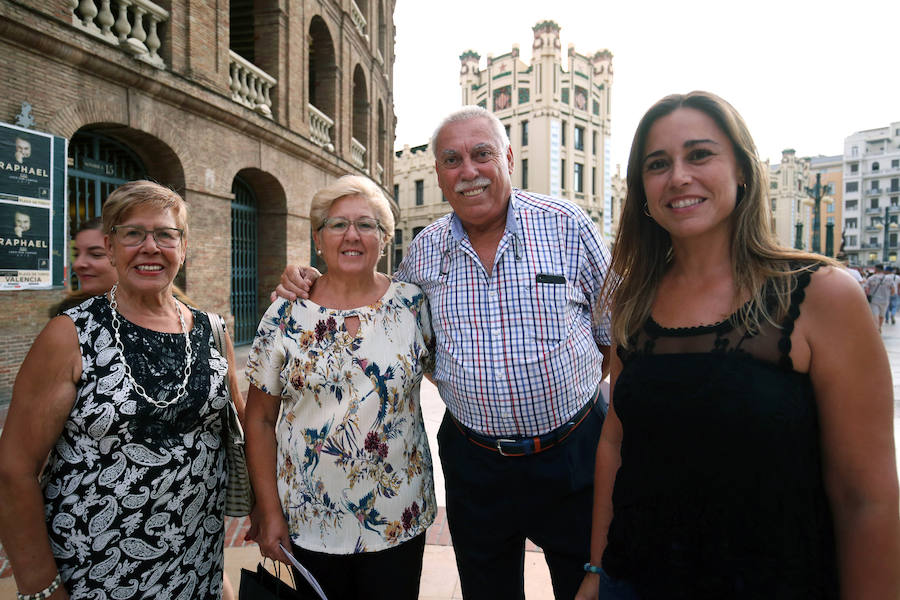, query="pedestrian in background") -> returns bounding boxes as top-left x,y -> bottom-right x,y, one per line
866,263 -> 895,332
